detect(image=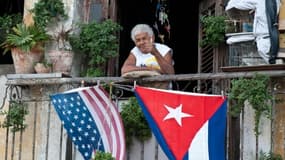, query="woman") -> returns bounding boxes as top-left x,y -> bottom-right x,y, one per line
121,24 -> 174,75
